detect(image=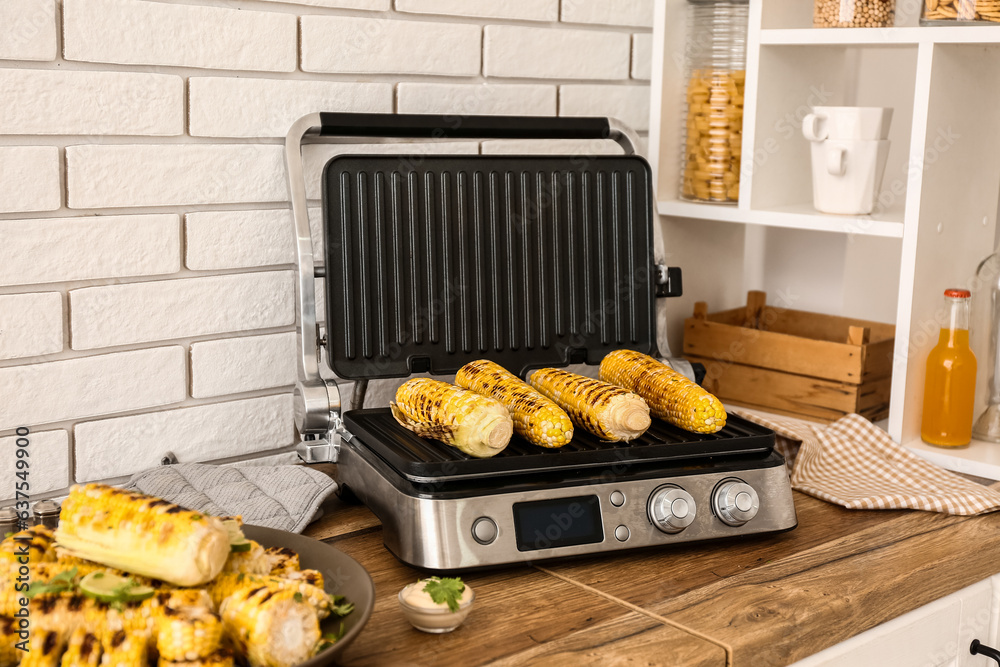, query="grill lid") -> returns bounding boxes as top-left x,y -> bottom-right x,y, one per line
322,154 -> 657,380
